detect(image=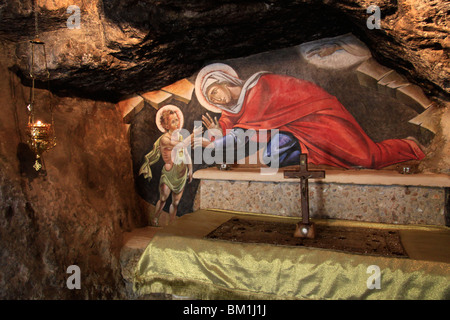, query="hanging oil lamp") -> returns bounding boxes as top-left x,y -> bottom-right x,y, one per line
26,1 -> 56,172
